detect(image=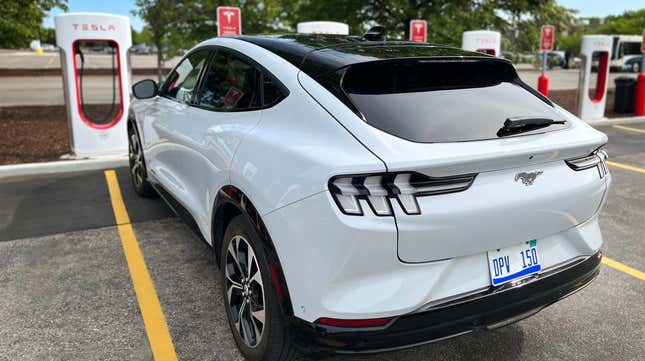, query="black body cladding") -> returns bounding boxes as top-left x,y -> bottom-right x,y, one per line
289,252 -> 602,354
